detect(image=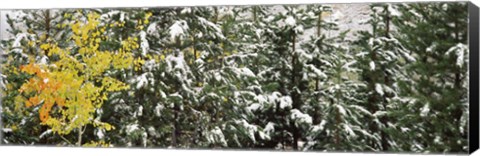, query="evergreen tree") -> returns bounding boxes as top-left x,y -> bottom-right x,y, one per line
97,8 -> 157,147
352,4 -> 417,152
302,5 -> 375,152
0,2 -> 470,153
392,2 -> 468,153
250,5 -> 327,150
